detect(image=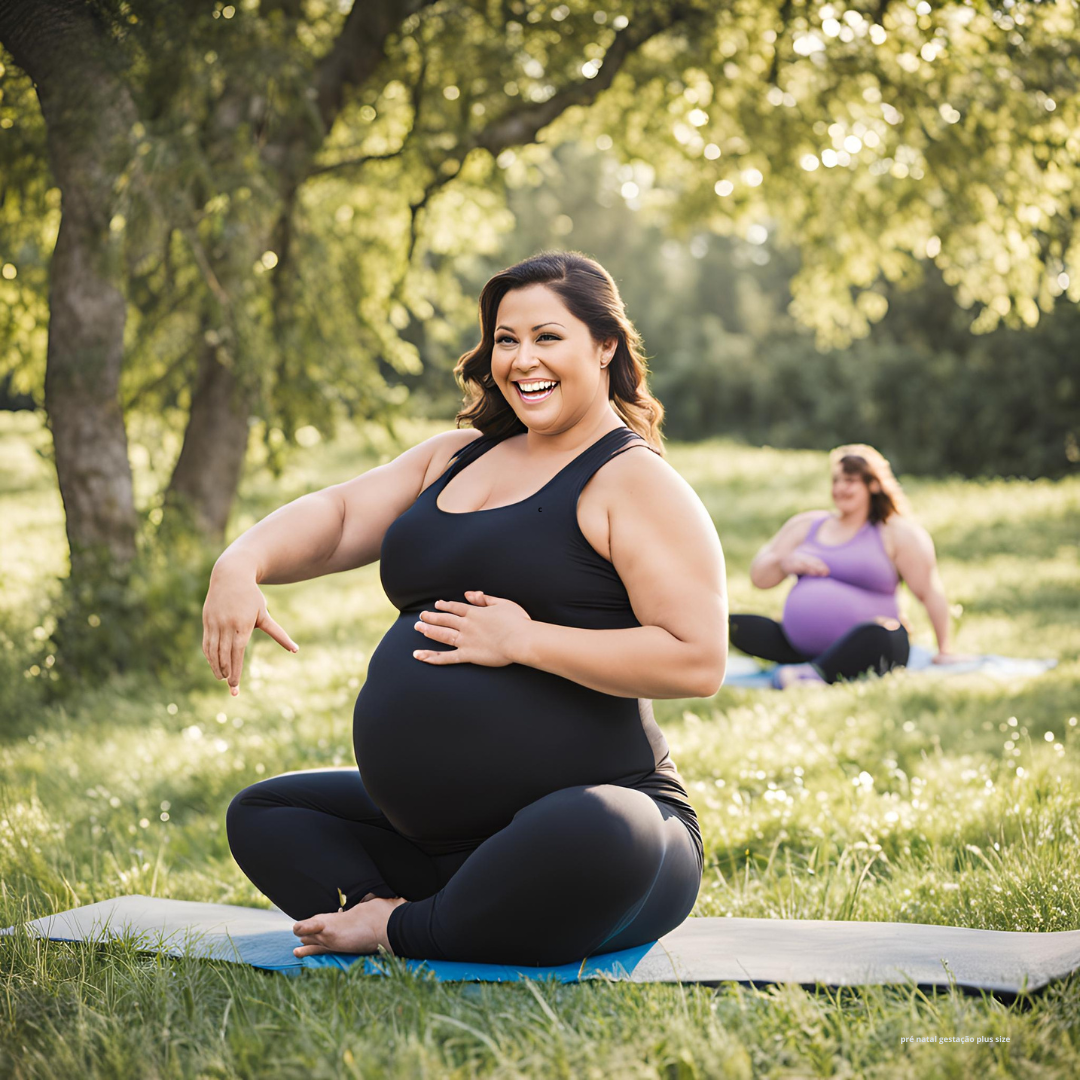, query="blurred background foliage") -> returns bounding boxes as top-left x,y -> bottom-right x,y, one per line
391,140 -> 1079,479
